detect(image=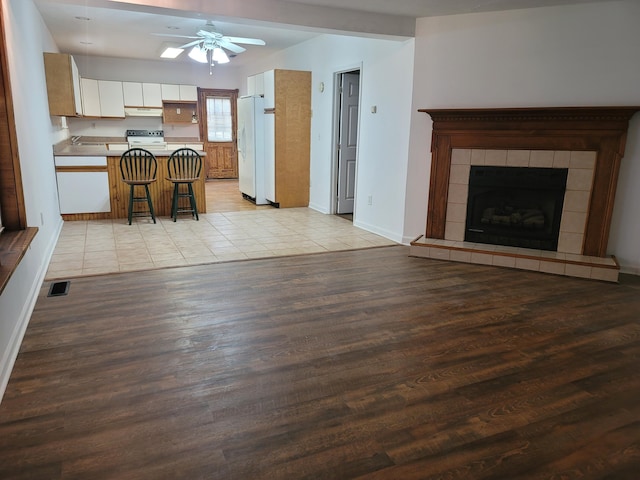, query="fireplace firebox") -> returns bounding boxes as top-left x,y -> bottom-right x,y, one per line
465,166 -> 568,251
